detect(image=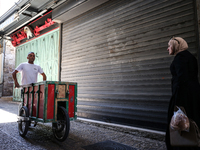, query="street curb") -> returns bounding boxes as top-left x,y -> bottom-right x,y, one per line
77,117 -> 166,141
